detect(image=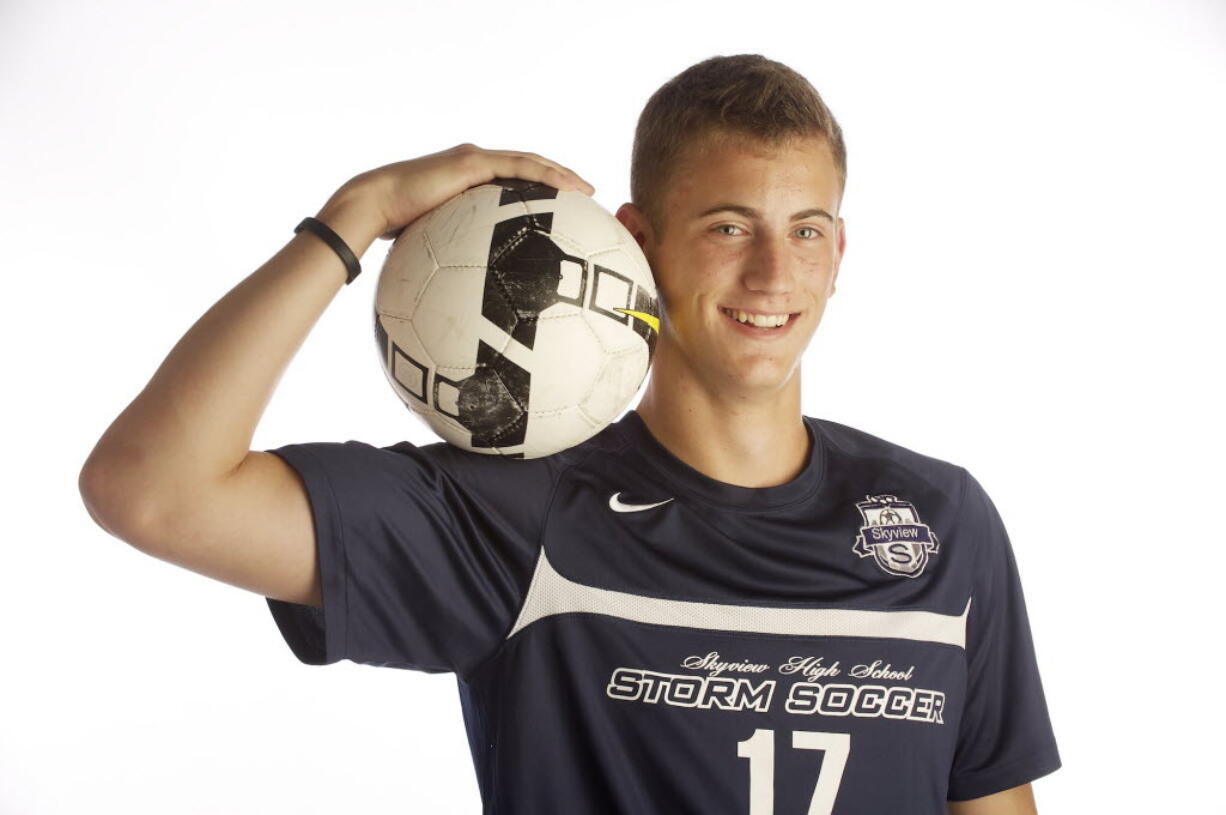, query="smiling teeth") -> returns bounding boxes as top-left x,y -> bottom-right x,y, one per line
722,308 -> 789,328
